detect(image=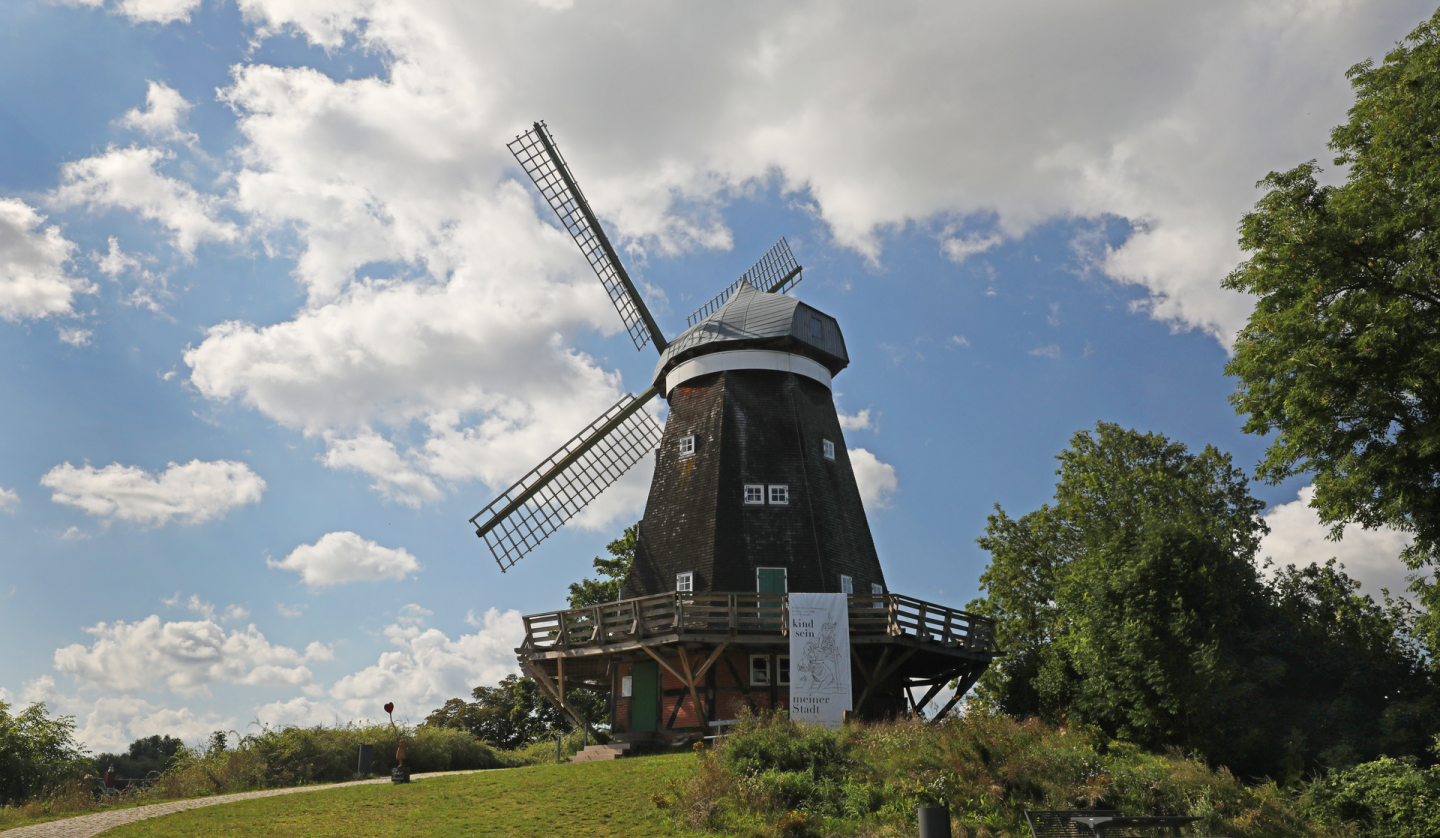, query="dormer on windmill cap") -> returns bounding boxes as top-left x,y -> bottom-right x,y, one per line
652,280 -> 849,392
